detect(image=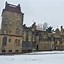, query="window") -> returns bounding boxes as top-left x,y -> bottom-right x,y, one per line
23,31 -> 26,41
14,39 -> 17,46
9,50 -> 12,52
60,41 -> 63,44
14,39 -> 20,46
28,31 -> 32,41
16,28 -> 19,34
9,38 -> 11,42
2,36 -> 7,46
17,39 -> 20,46
32,35 -> 35,41
2,50 -> 6,52
26,31 -> 28,41
16,20 -> 20,27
